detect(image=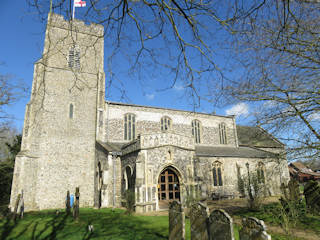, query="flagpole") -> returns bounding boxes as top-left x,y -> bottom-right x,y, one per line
72,0 -> 75,20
